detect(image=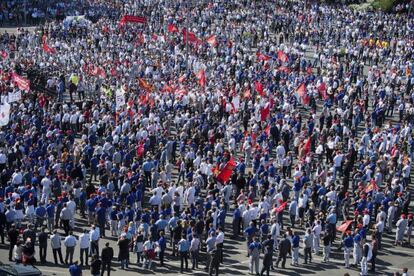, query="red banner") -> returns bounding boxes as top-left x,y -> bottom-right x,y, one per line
11,73 -> 30,92
216,158 -> 236,183
260,103 -> 270,122
275,201 -> 288,213
256,52 -> 271,61
120,15 -> 147,26
337,220 -> 353,233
